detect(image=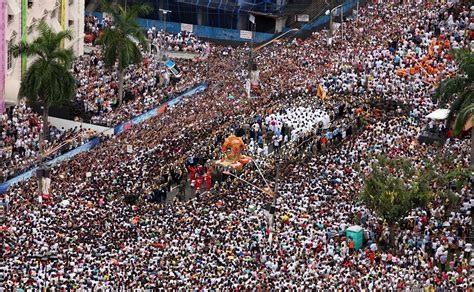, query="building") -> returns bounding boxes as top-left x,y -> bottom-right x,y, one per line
1,0 -> 85,108
85,0 -> 335,33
